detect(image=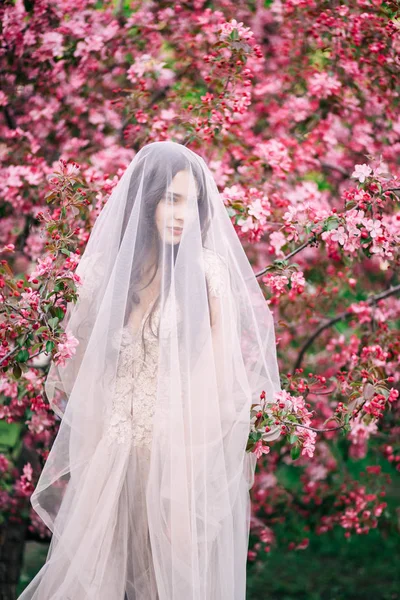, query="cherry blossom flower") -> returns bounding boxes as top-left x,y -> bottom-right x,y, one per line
253,440 -> 270,459
269,231 -> 287,257
219,19 -> 254,42
351,164 -> 372,183
53,331 -> 79,367
308,72 -> 342,98
28,255 -> 56,279
236,215 -> 254,233
330,226 -> 348,246
20,288 -> 40,311
301,430 -> 317,458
